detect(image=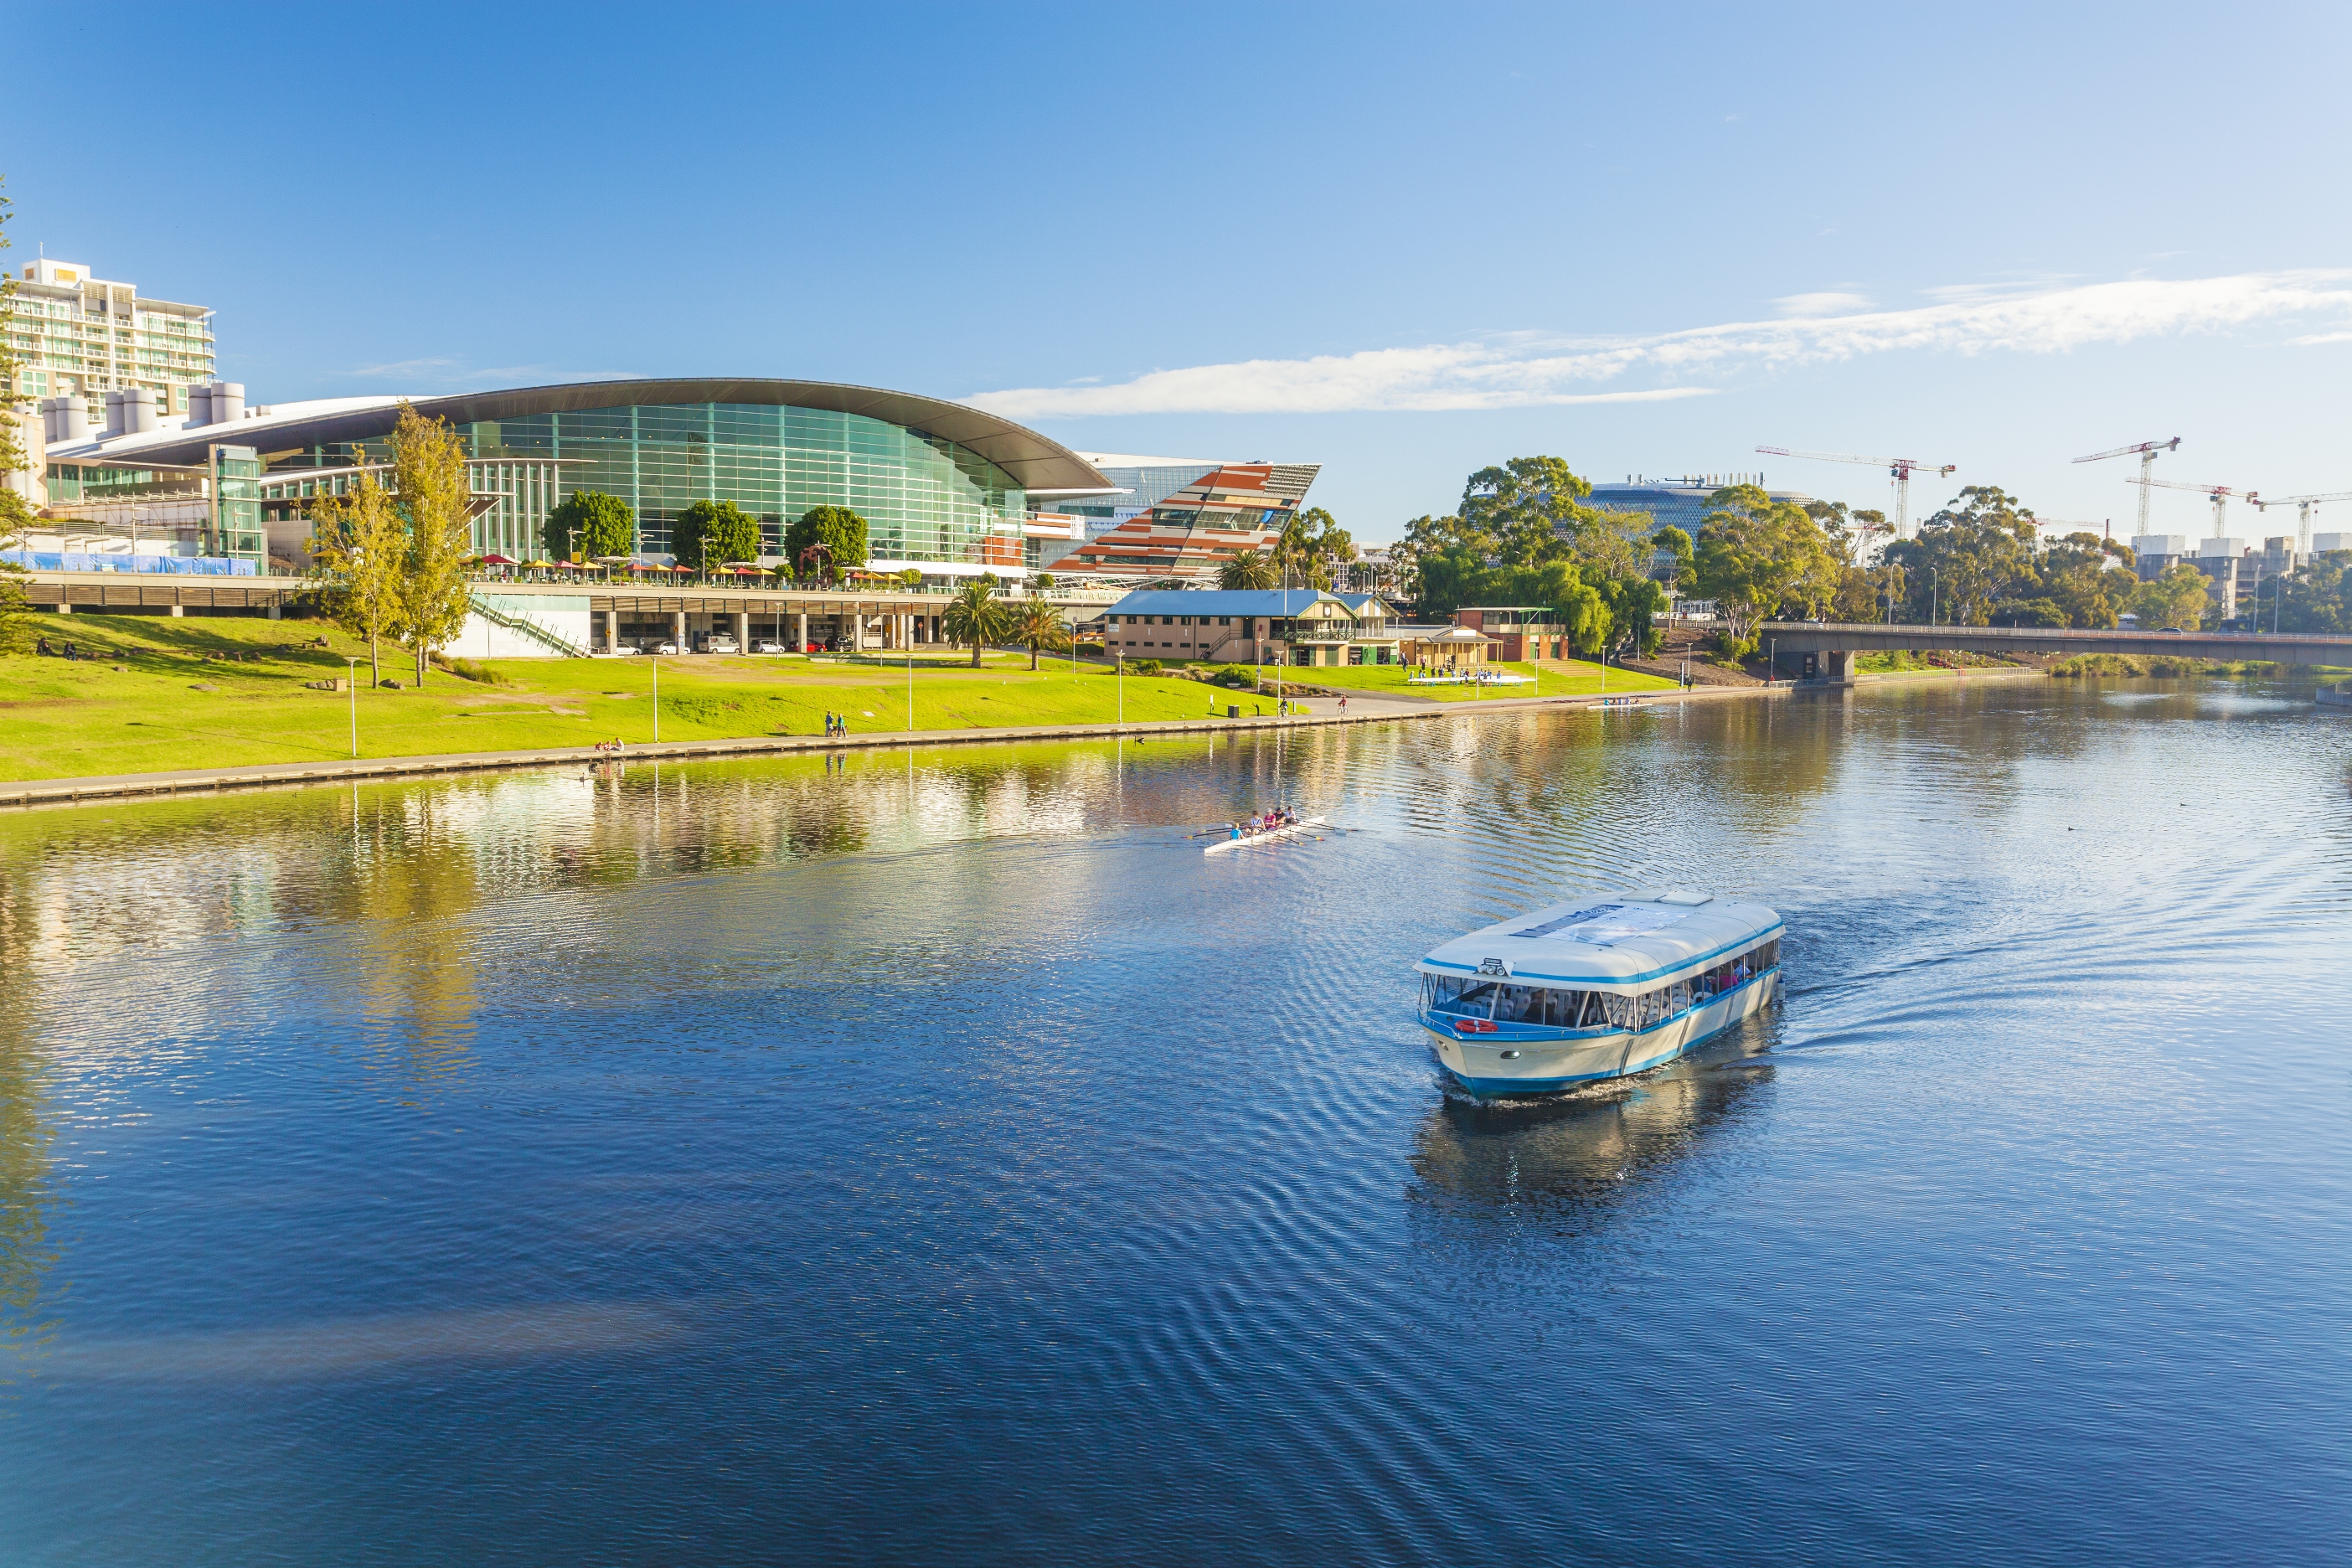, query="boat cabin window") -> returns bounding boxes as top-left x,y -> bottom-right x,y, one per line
1425,939 -> 1777,1029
